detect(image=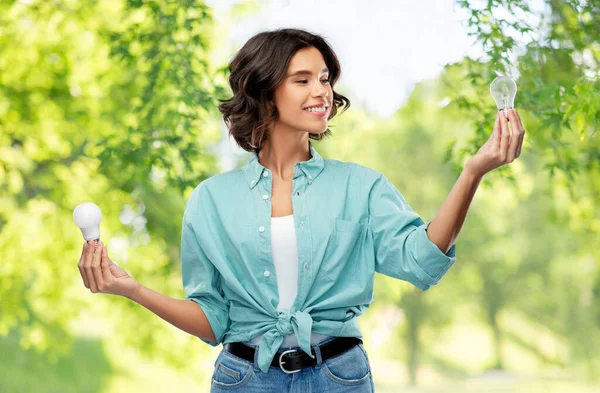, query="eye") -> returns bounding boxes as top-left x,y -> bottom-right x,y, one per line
295,78 -> 330,84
